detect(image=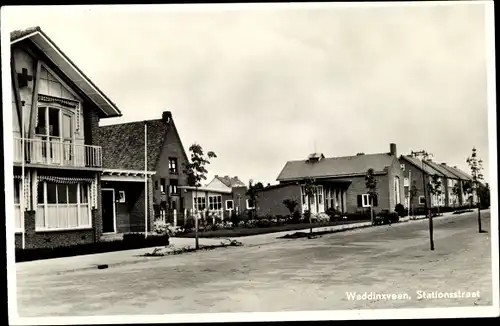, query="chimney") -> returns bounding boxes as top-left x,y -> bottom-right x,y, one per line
441,163 -> 447,166
162,111 -> 172,123
215,175 -> 219,178
356,153 -> 365,156
453,166 -> 457,169
389,143 -> 397,156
